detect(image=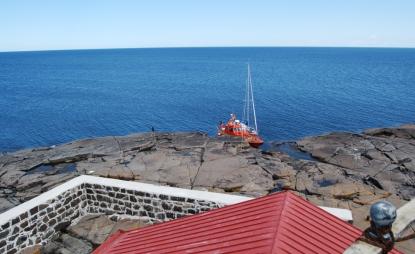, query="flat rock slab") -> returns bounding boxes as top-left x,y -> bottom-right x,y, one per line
68,215 -> 149,245
297,124 -> 415,201
1,128 -> 415,253
0,132 -> 279,209
0,197 -> 20,214
42,234 -> 93,254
